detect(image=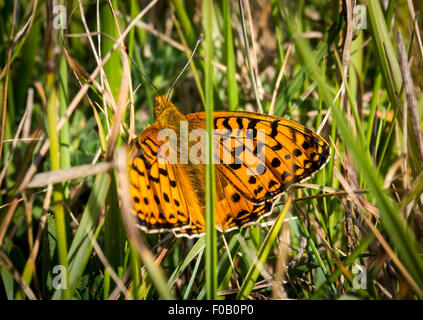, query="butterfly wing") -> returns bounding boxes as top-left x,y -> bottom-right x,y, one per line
214,171 -> 277,231
130,110 -> 330,236
128,124 -> 206,237
187,111 -> 330,230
